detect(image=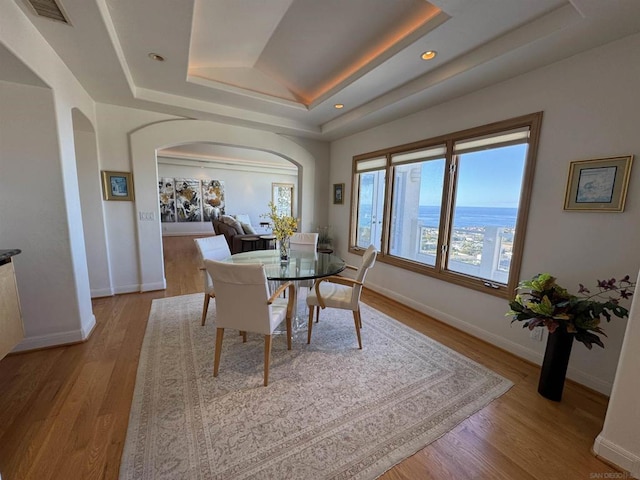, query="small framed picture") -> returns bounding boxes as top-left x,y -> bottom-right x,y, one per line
333,183 -> 345,205
563,155 -> 633,212
101,171 -> 135,201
